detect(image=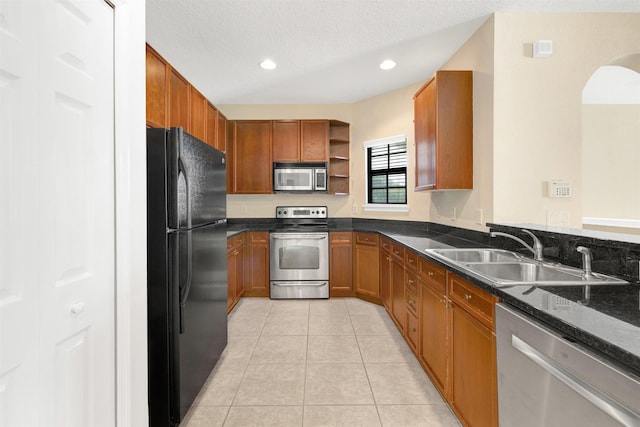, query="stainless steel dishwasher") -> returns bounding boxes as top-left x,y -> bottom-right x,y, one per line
496,303 -> 640,427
